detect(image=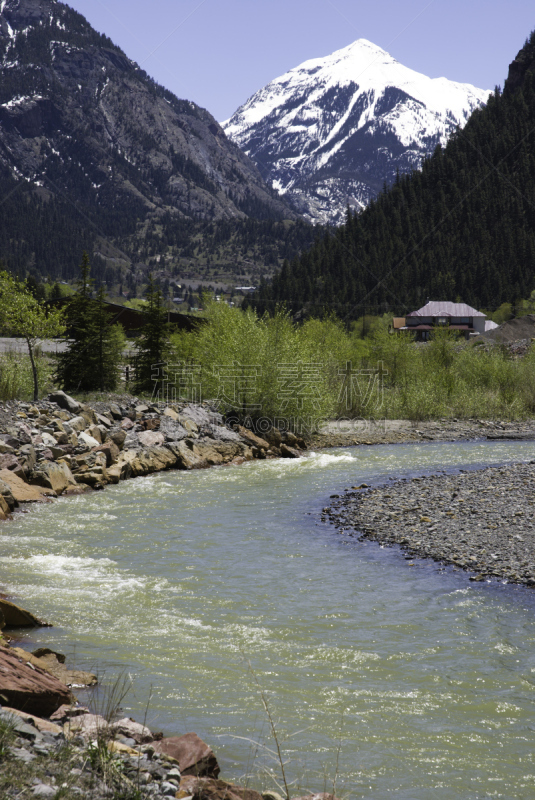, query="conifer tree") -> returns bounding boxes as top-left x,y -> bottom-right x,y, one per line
55,253 -> 124,392
132,274 -> 170,395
